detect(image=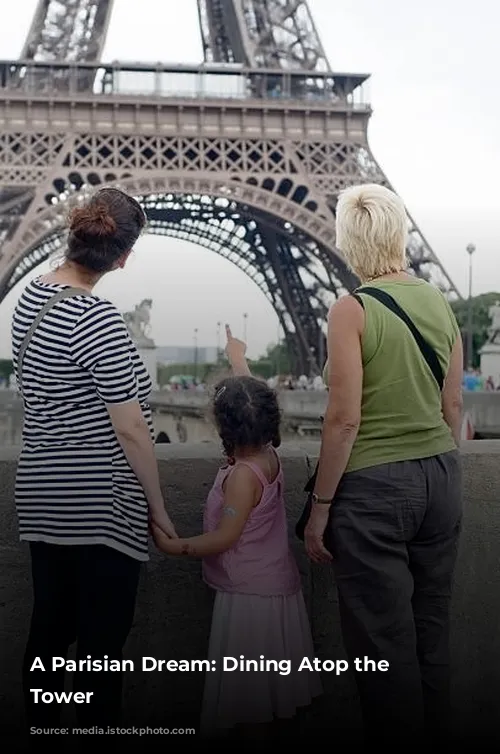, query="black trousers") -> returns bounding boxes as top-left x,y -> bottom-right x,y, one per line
23,542 -> 141,730
328,450 -> 462,750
